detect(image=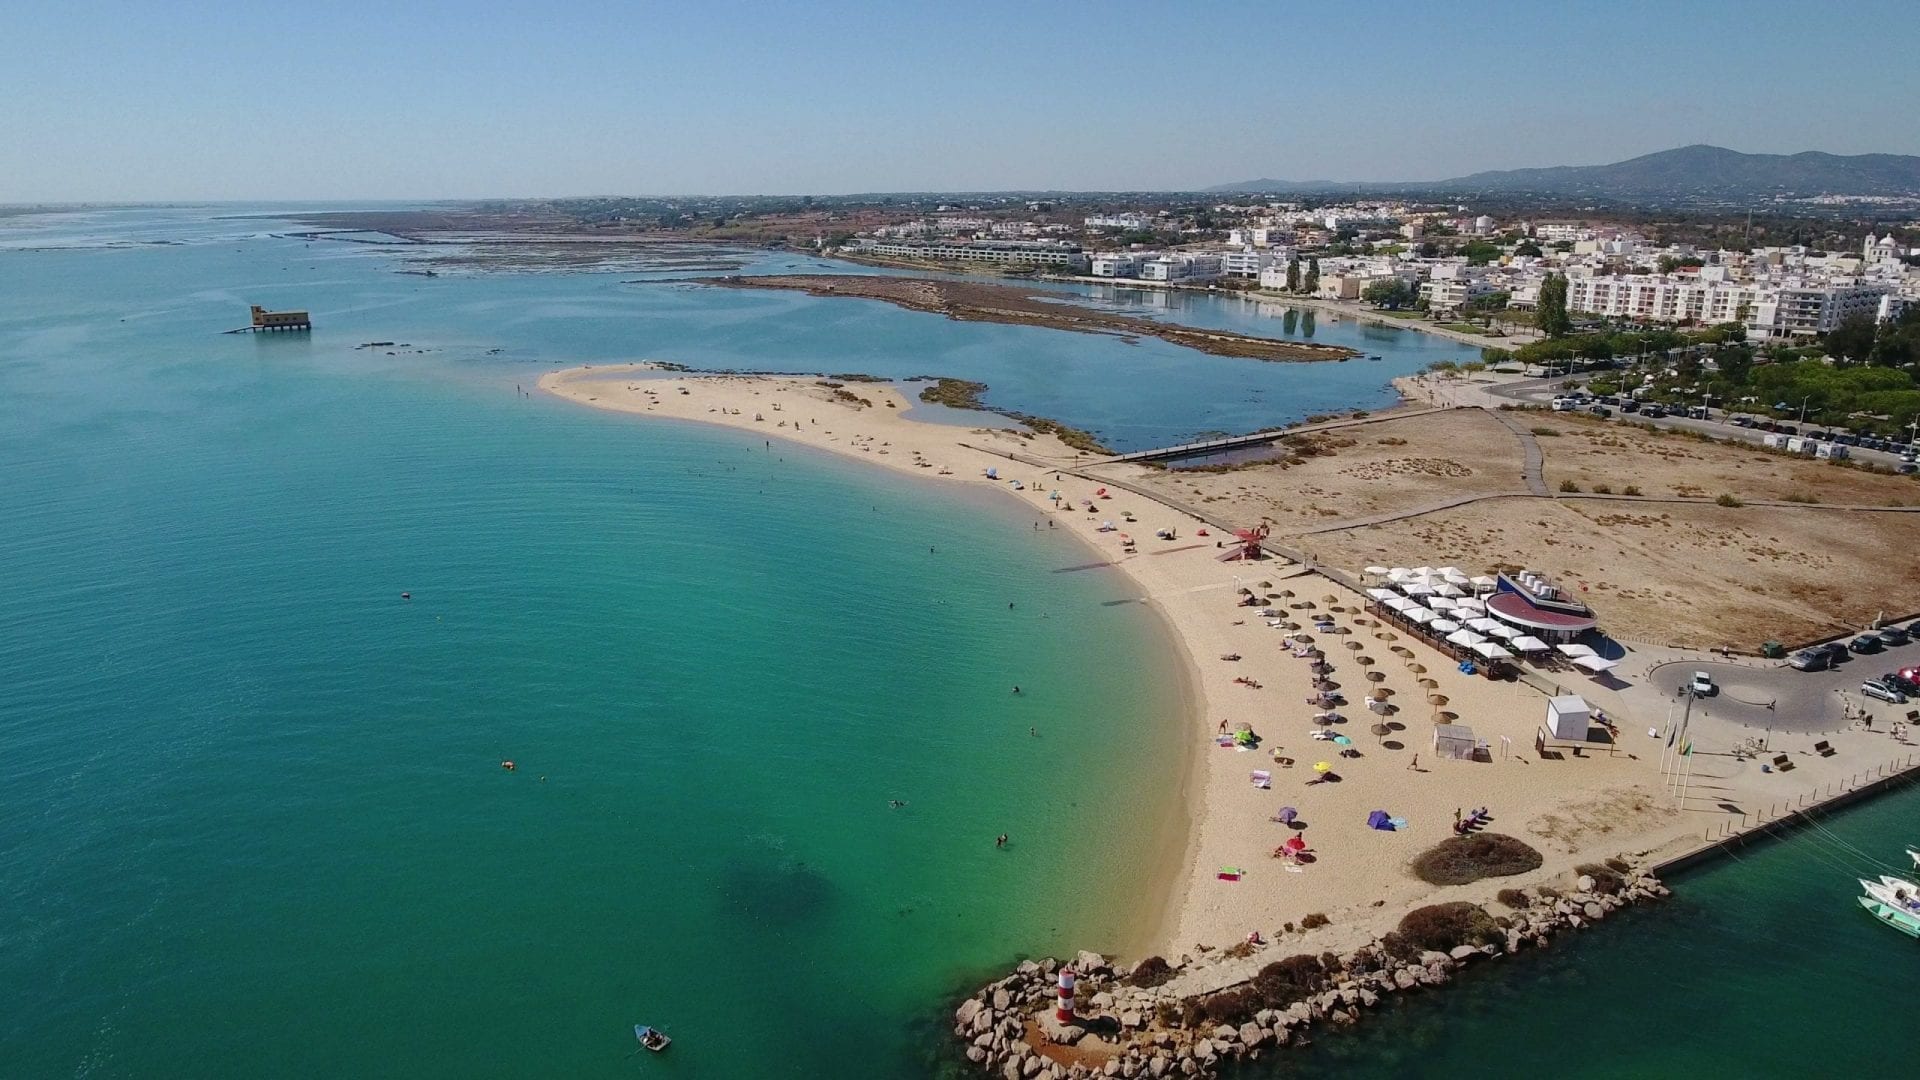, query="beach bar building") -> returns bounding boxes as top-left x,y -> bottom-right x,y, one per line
1484,572 -> 1597,643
